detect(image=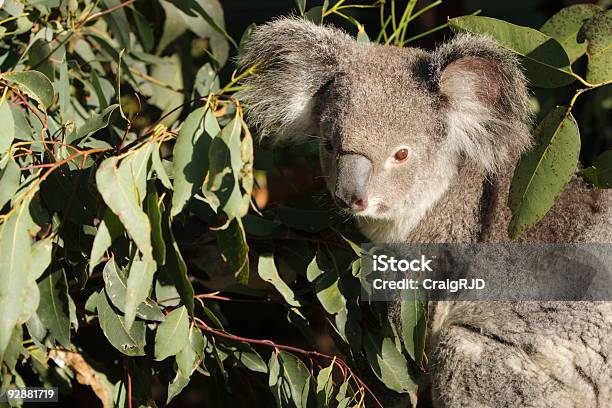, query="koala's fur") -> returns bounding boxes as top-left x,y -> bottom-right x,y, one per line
238,17 -> 612,408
